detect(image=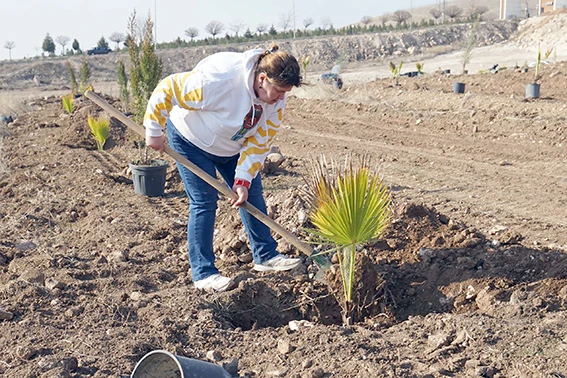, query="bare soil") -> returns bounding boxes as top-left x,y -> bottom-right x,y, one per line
2,14 -> 567,378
